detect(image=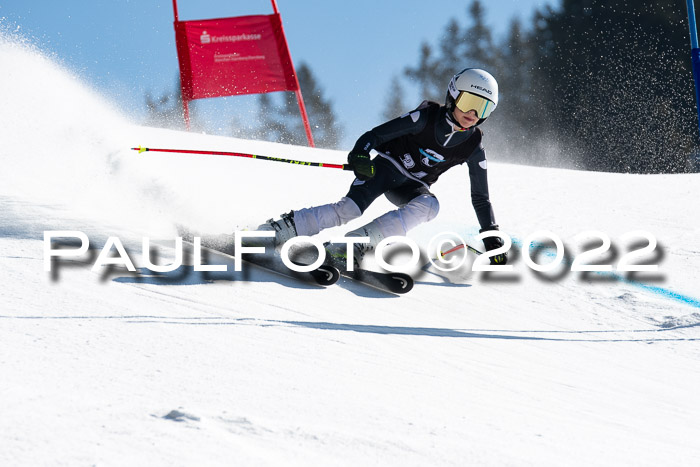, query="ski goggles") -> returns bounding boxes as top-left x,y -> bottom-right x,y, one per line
454,91 -> 495,119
